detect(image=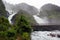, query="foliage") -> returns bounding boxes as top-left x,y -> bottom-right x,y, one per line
0,13 -> 32,40
0,16 -> 17,40
12,10 -> 36,25
45,11 -> 60,18
0,16 -> 11,31
16,13 -> 32,32
22,32 -> 31,40
16,13 -> 32,40
0,0 -> 32,40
